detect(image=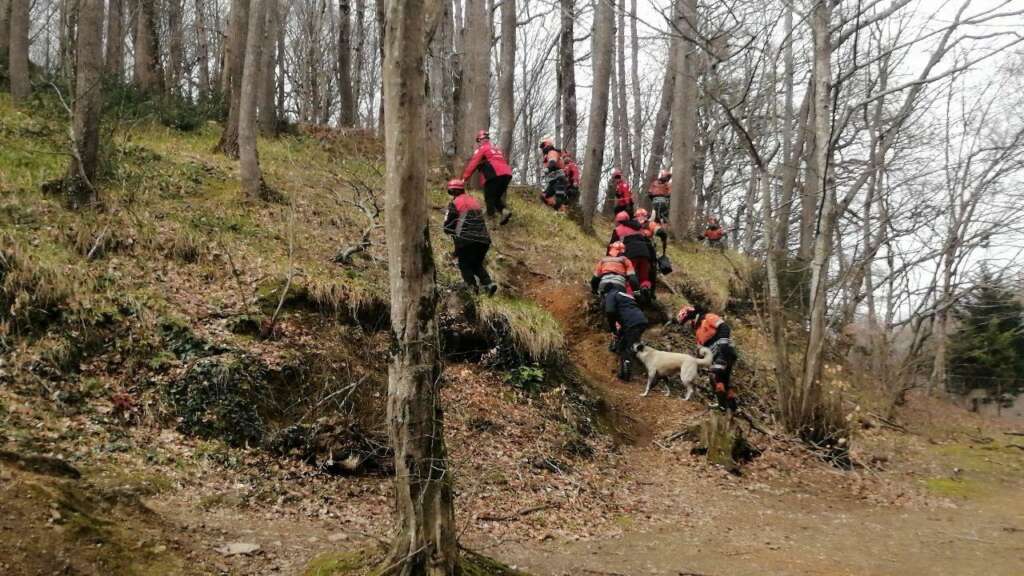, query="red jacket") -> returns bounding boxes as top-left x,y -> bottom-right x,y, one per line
564,160 -> 581,188
443,193 -> 490,246
615,180 -> 633,208
462,141 -> 512,184
542,147 -> 564,170
704,225 -> 724,241
649,179 -> 670,198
